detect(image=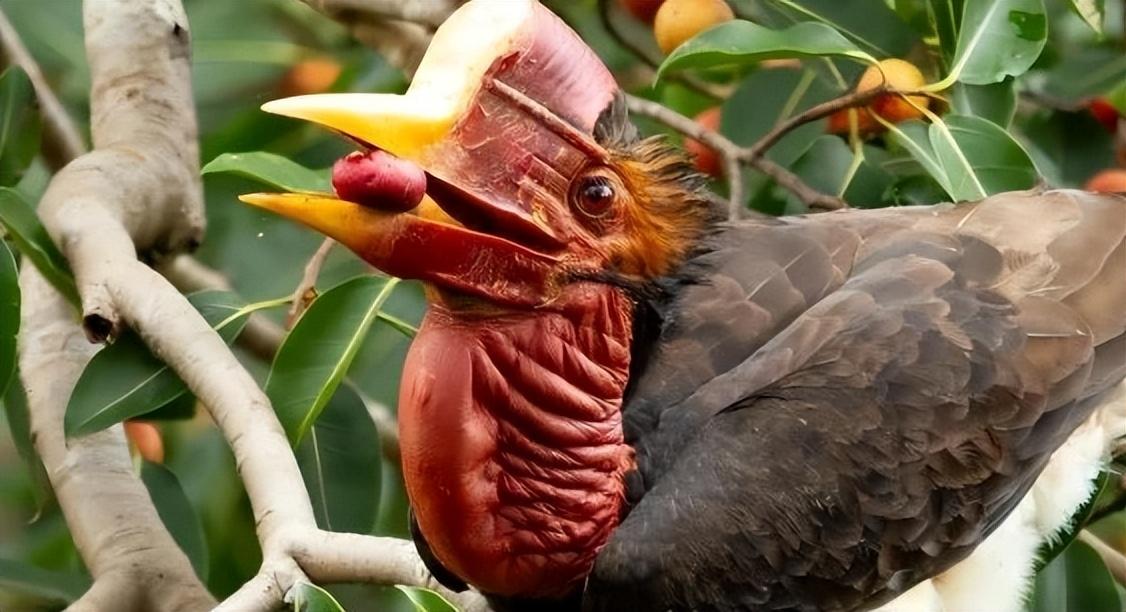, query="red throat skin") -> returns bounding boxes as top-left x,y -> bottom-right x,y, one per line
398,284 -> 636,599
